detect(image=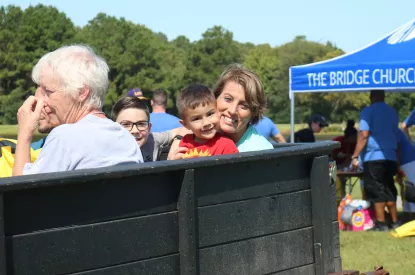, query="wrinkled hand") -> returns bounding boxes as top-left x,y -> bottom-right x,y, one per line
351,158 -> 359,171
17,96 -> 44,139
